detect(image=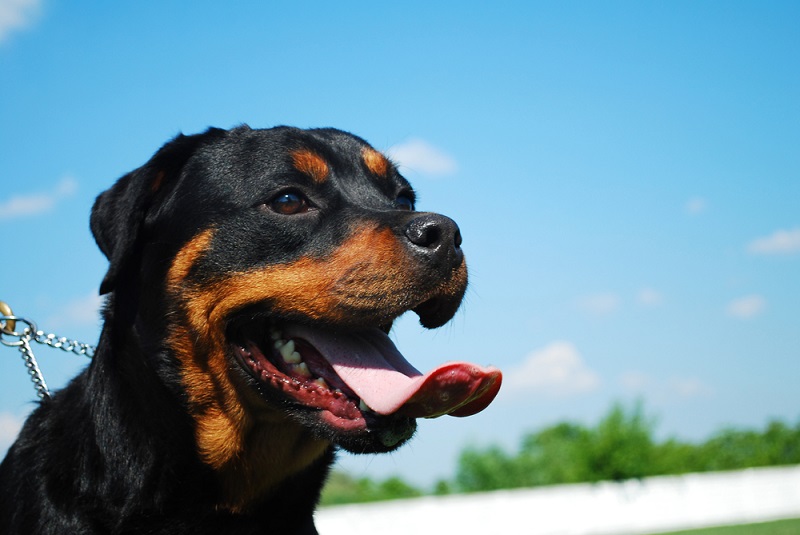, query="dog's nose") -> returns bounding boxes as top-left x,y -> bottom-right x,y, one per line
404,213 -> 463,269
